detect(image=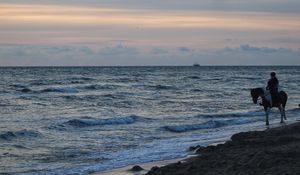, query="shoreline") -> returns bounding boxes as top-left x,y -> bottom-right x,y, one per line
91,157 -> 194,175
92,120 -> 300,175
146,121 -> 300,175
92,139 -> 229,175
92,141 -> 225,175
